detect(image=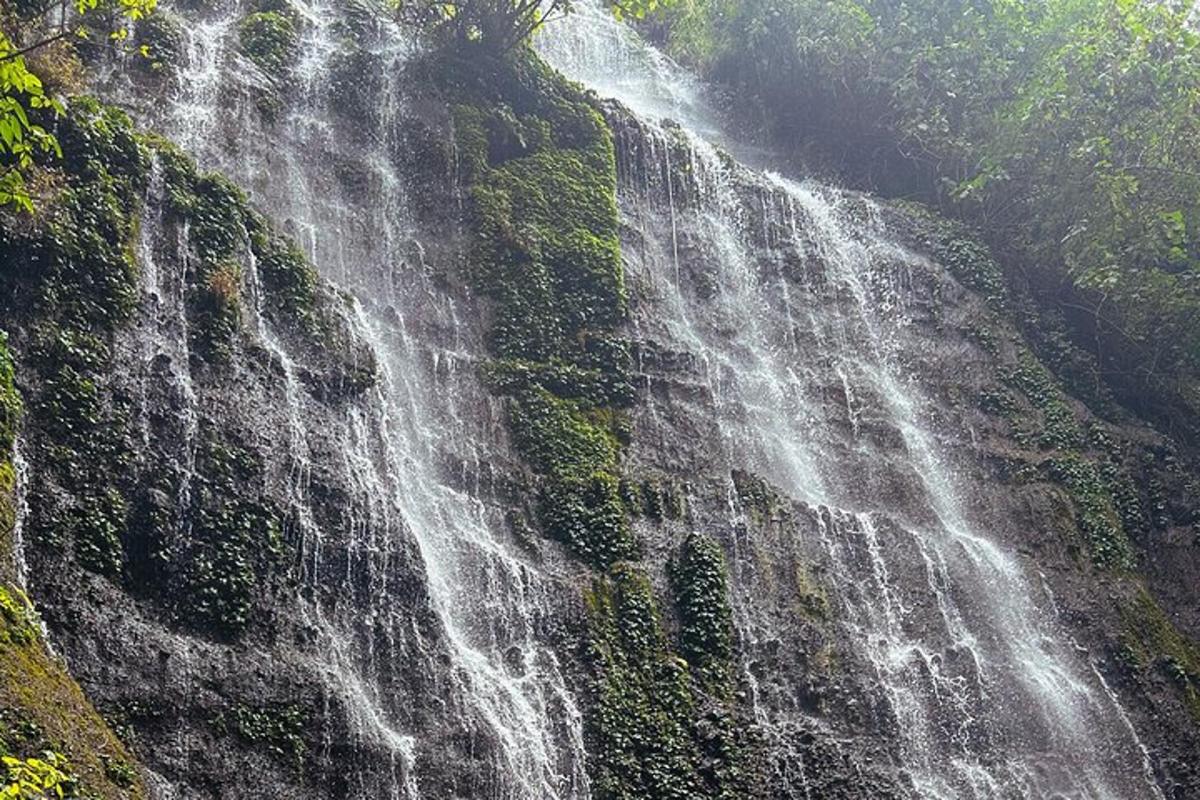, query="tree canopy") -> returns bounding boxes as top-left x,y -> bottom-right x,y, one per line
393,0 -> 675,51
